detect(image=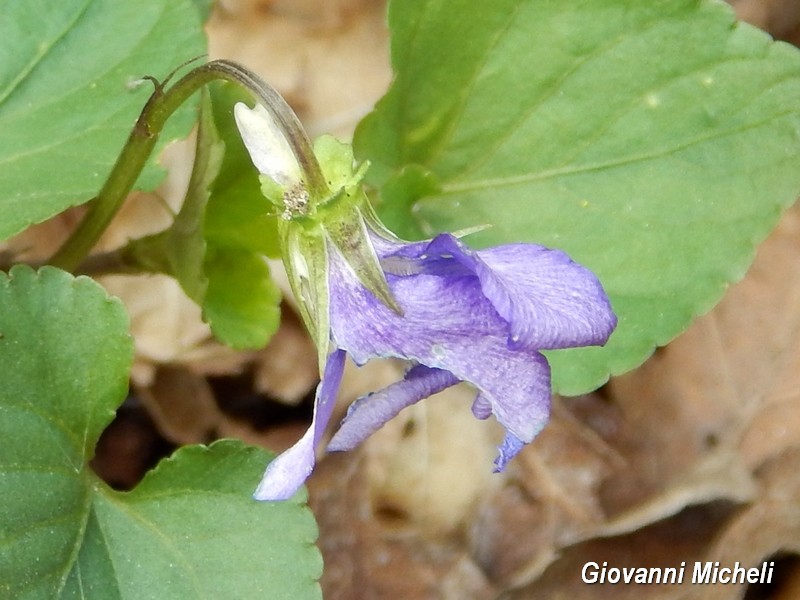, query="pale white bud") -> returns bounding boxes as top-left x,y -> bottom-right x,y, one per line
233,102 -> 302,187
